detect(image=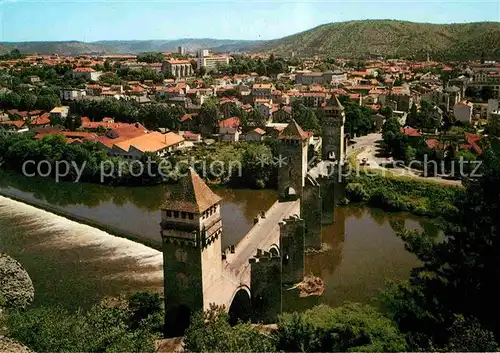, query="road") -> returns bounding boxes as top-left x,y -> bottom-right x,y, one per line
347,133 -> 462,186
